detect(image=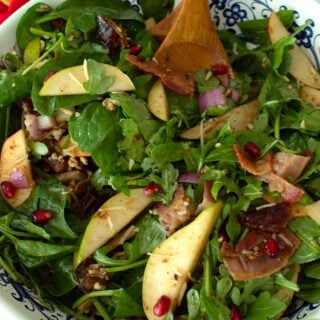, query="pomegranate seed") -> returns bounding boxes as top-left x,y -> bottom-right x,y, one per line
303,149 -> 313,157
43,71 -> 56,83
37,160 -> 52,173
244,141 -> 260,159
231,304 -> 242,320
1,181 -> 17,199
264,238 -> 279,258
153,295 -> 171,317
51,18 -> 66,29
144,183 -> 160,196
129,45 -> 141,55
211,64 -> 228,75
32,210 -> 53,225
